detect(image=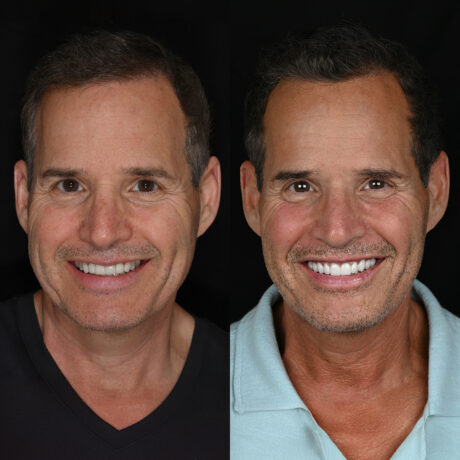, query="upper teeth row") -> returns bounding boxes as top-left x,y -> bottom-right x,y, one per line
74,260 -> 141,276
307,258 -> 376,276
